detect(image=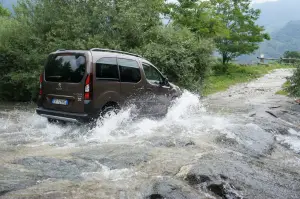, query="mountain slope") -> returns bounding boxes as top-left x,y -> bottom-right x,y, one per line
237,0 -> 300,63
238,20 -> 300,63
253,0 -> 300,33
262,20 -> 300,58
